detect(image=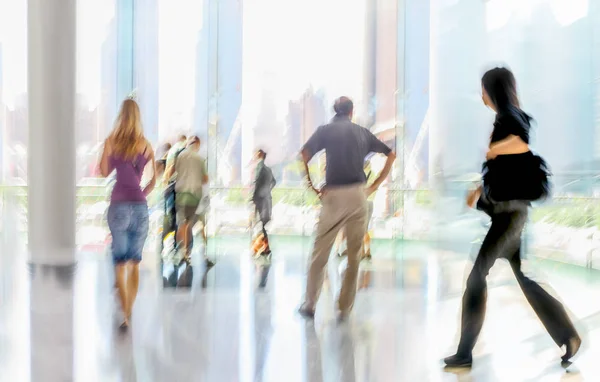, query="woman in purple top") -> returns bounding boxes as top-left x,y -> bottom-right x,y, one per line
99,99 -> 156,329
